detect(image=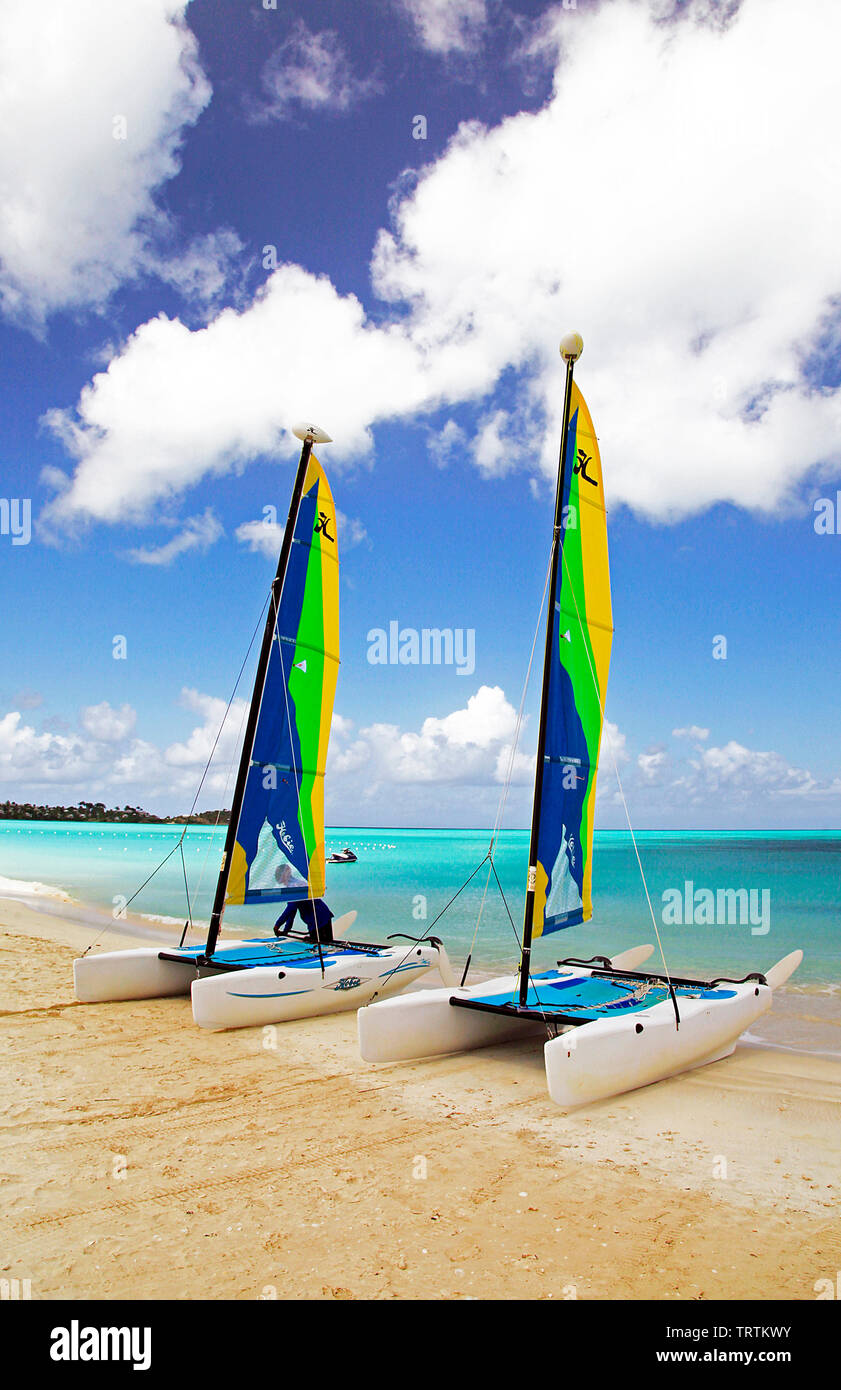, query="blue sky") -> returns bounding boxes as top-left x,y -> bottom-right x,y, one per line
2,0 -> 841,828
